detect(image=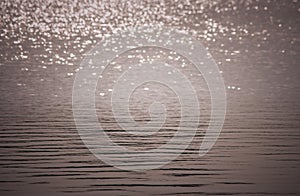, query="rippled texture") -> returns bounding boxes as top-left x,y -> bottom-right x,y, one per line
0,0 -> 300,195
